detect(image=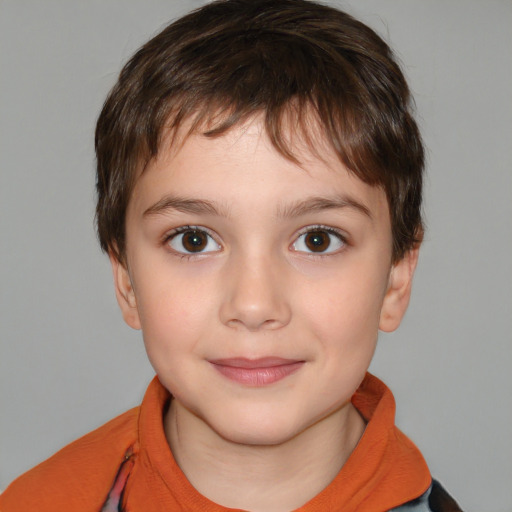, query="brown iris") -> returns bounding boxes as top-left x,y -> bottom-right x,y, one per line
304,230 -> 331,252
181,230 -> 208,252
